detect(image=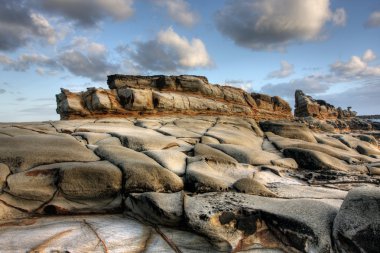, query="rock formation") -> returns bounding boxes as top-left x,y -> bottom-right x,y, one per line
1,114 -> 380,252
0,75 -> 379,252
294,90 -> 377,131
295,90 -> 356,120
56,75 -> 292,120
